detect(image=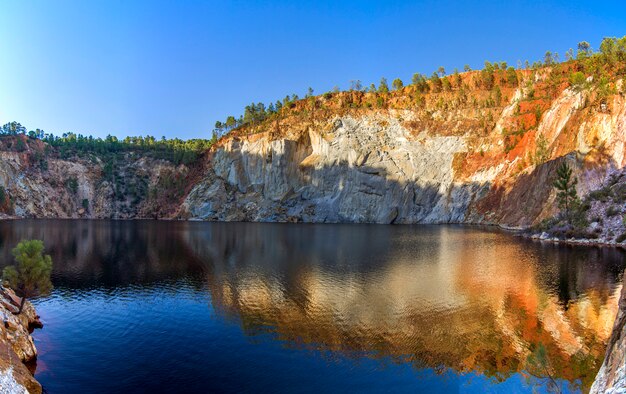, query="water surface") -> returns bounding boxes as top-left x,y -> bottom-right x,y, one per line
0,220 -> 623,393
